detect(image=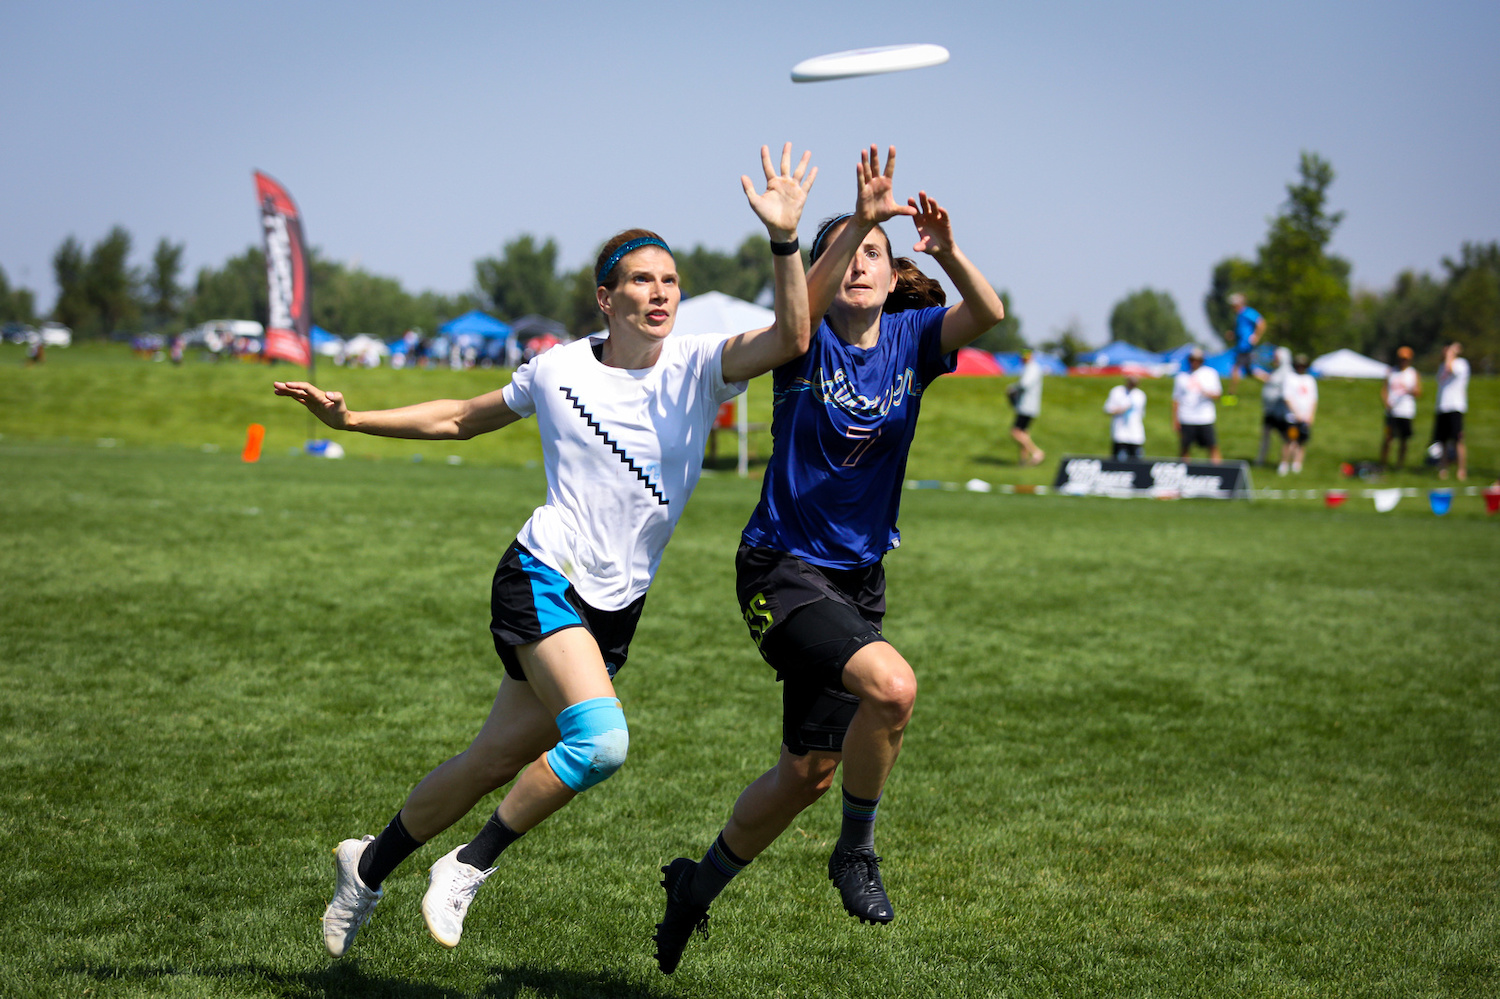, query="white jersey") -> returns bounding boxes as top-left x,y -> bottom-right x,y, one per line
1173,367 -> 1221,426
1385,367 -> 1418,419
1104,385 -> 1147,445
1016,359 -> 1044,417
1438,357 -> 1469,414
502,333 -> 745,610
1284,372 -> 1319,423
